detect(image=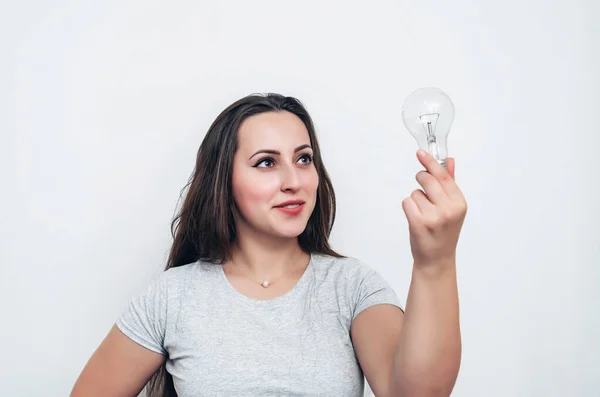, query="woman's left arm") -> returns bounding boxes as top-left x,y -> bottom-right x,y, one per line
351,151 -> 466,397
